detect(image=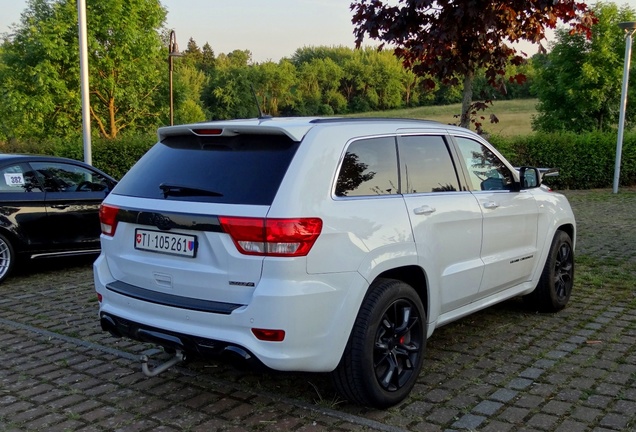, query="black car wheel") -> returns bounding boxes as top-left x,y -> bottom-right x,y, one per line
332,278 -> 426,408
0,233 -> 15,283
525,230 -> 574,312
